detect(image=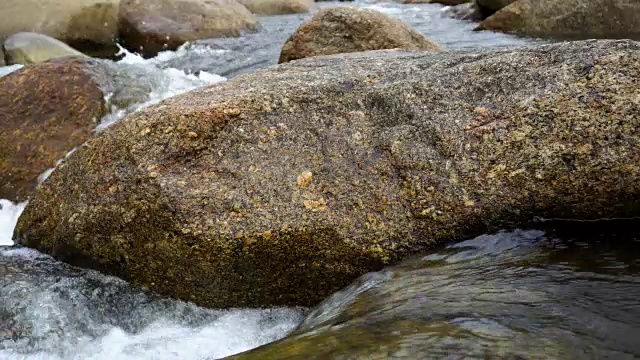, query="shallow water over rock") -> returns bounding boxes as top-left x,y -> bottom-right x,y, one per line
232,222 -> 640,359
